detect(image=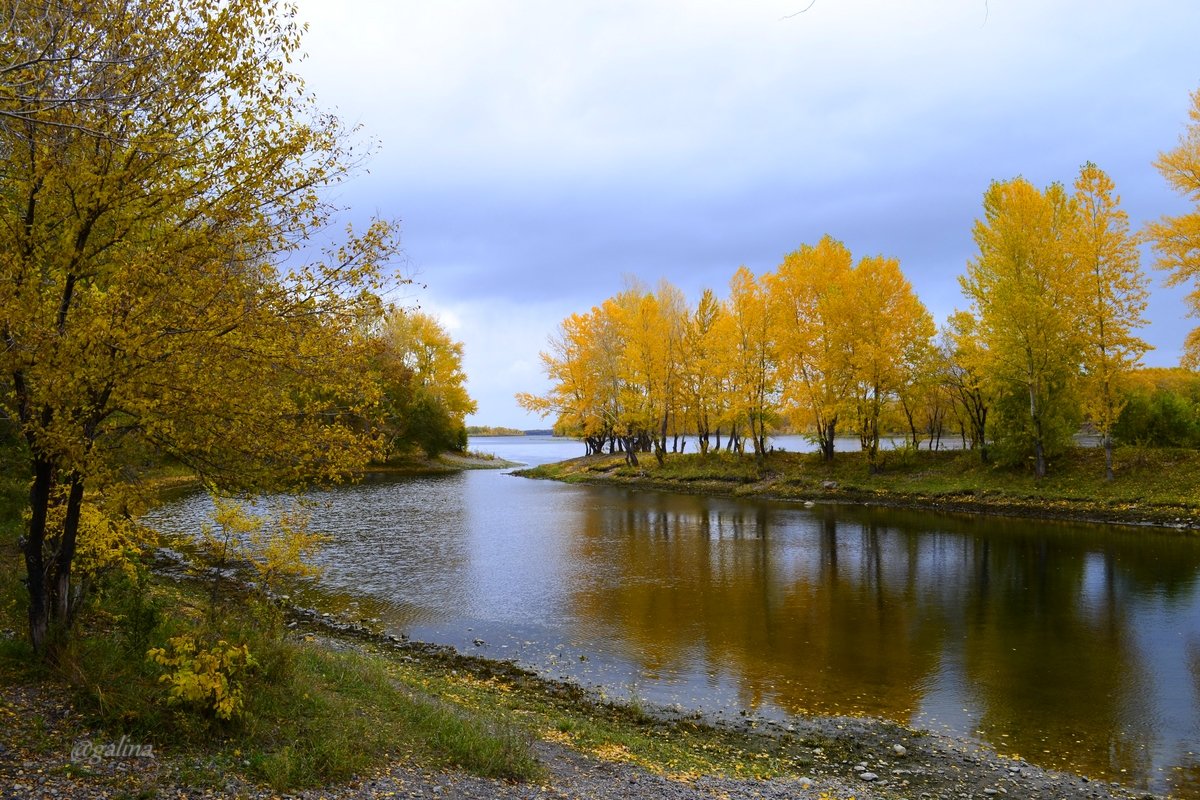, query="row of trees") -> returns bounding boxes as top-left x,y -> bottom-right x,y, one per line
0,0 -> 473,657
523,86 -> 1200,479
518,243 -> 934,474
